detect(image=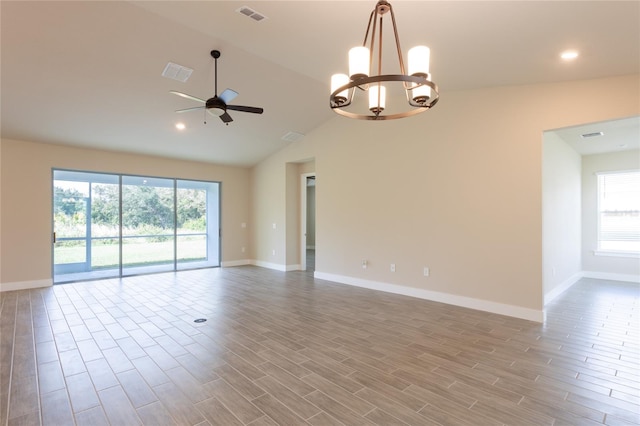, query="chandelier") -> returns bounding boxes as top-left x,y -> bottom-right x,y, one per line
330,0 -> 439,120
